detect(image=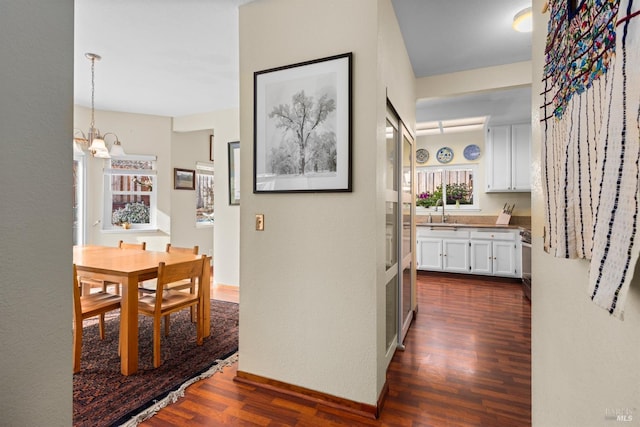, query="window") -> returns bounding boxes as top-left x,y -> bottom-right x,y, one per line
416,164 -> 479,211
73,152 -> 86,245
103,155 -> 157,230
195,162 -> 214,225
